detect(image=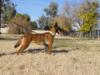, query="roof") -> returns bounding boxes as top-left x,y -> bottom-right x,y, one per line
1,24 -> 8,28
